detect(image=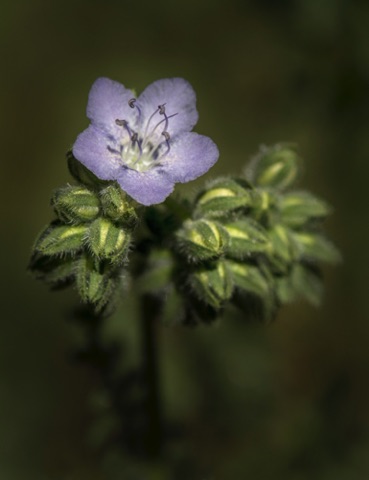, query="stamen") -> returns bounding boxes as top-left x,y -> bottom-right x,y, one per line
147,113 -> 178,140
115,118 -> 133,139
128,98 -> 142,119
158,103 -> 166,115
131,132 -> 143,156
143,106 -> 160,139
161,131 -> 171,156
